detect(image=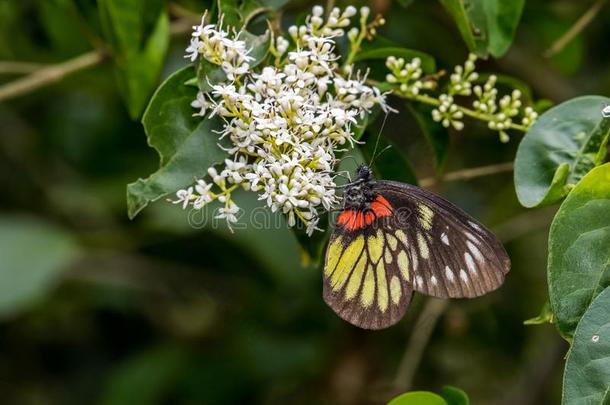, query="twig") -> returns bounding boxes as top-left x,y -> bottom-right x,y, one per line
544,0 -> 607,57
419,161 -> 514,188
0,51 -> 105,102
393,298 -> 449,393
0,61 -> 45,75
0,17 -> 195,103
